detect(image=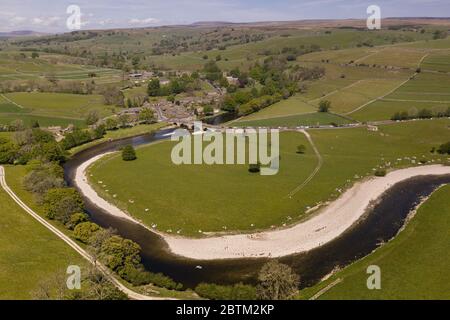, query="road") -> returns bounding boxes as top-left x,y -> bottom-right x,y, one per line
0,165 -> 173,300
